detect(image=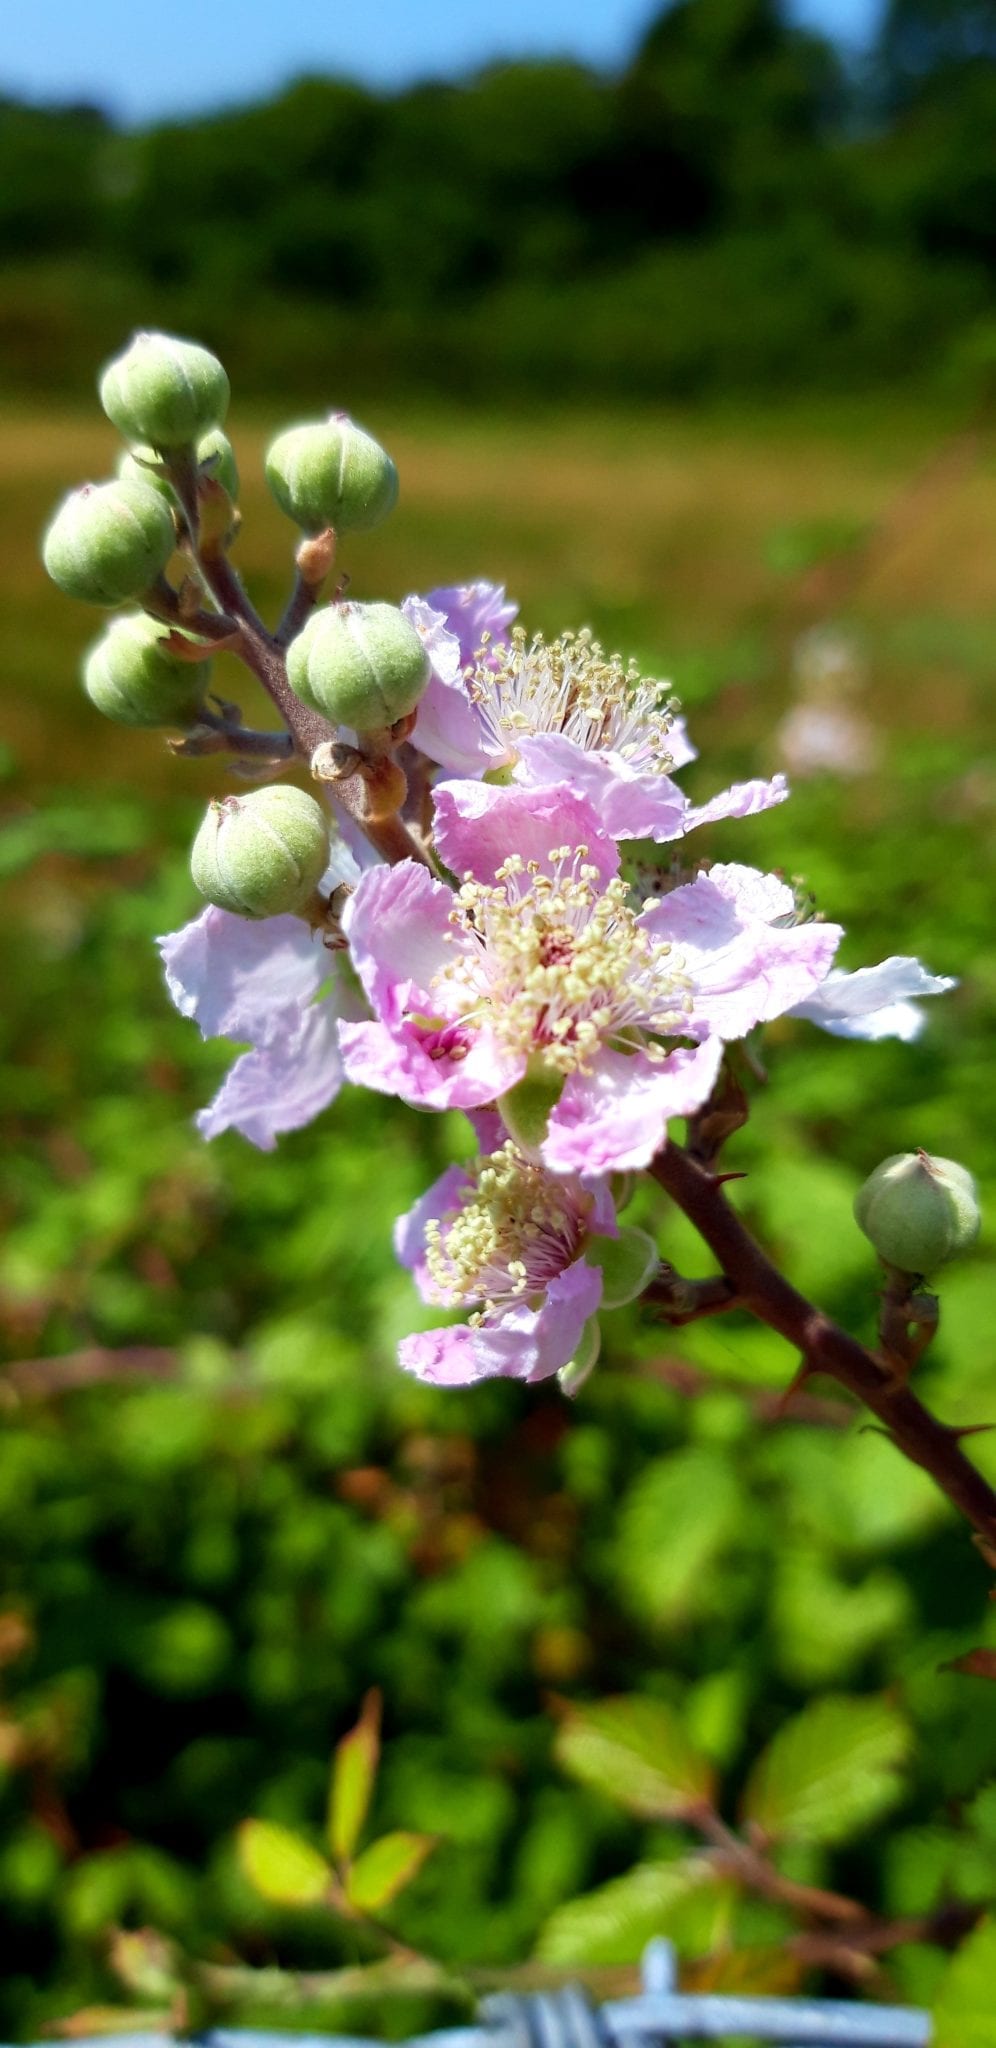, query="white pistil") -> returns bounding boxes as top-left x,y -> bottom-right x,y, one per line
467,627 -> 677,771
424,1141 -> 584,1321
